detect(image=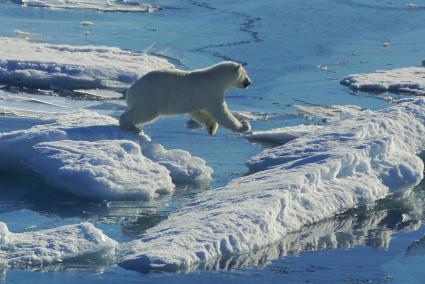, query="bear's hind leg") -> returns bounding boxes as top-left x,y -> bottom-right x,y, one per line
119,108 -> 158,134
